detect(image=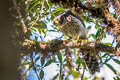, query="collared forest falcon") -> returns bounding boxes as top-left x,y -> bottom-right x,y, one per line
53,10 -> 100,74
